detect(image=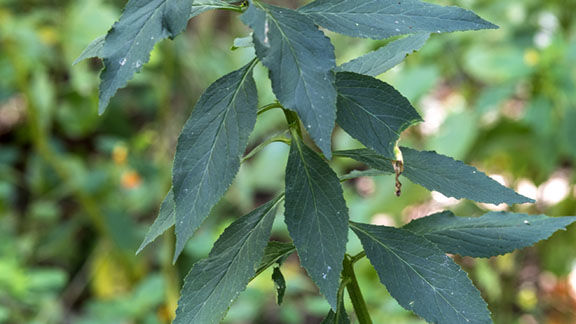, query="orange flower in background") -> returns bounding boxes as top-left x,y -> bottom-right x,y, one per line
121,170 -> 142,189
